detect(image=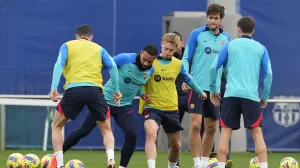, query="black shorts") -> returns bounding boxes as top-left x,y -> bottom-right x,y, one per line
188,90 -> 220,120
220,97 -> 262,130
57,86 -> 109,121
143,108 -> 184,133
